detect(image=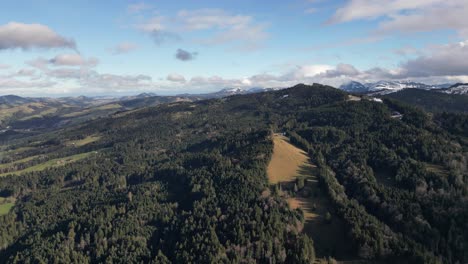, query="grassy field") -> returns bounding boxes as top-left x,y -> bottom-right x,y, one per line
18,107 -> 58,120
267,134 -> 309,184
267,134 -> 354,259
0,154 -> 42,170
0,102 -> 51,121
67,135 -> 101,147
62,103 -> 122,117
0,202 -> 14,216
0,152 -> 94,177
